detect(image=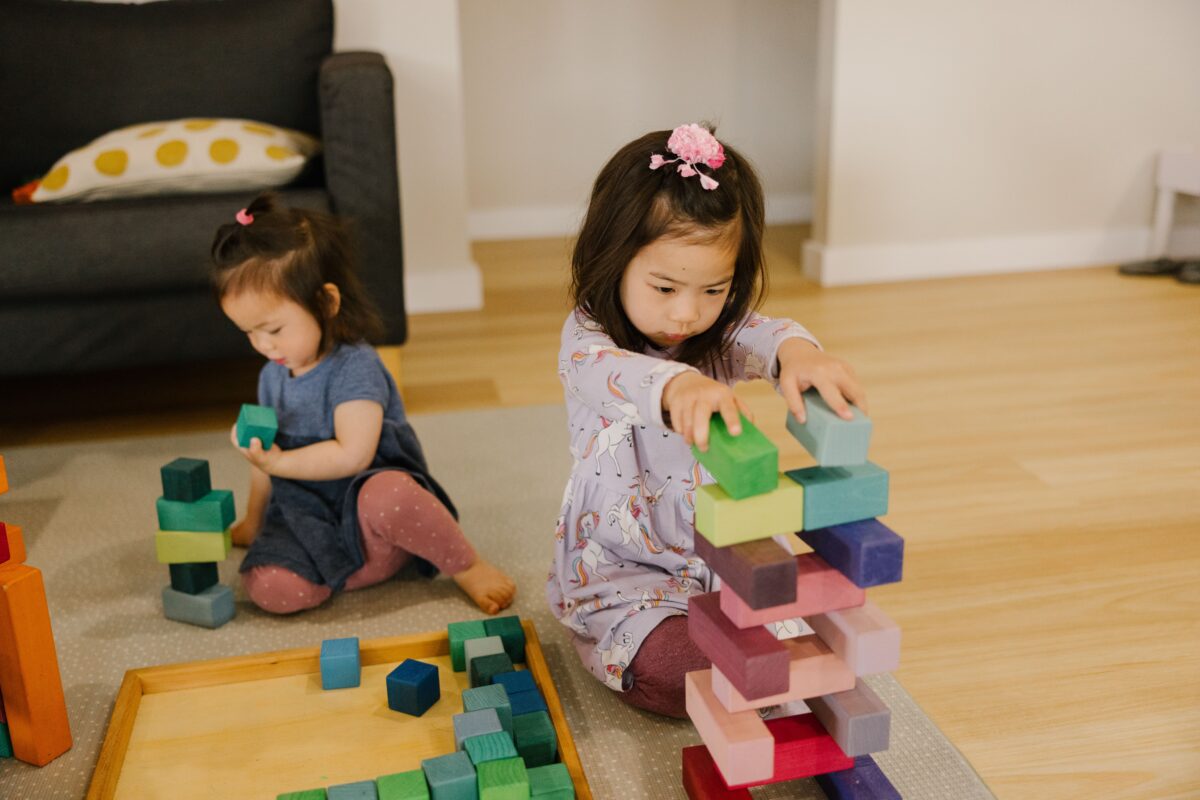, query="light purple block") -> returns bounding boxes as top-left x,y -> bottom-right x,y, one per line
807,600 -> 900,676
